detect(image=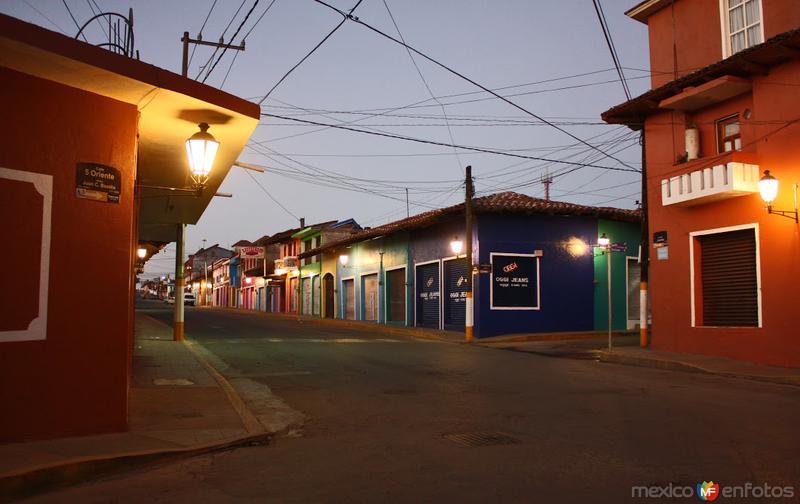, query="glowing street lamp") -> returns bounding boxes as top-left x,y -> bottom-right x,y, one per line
339,254 -> 349,266
185,122 -> 219,189
137,247 -> 147,259
597,232 -> 610,248
450,236 -> 464,255
758,170 -> 798,222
